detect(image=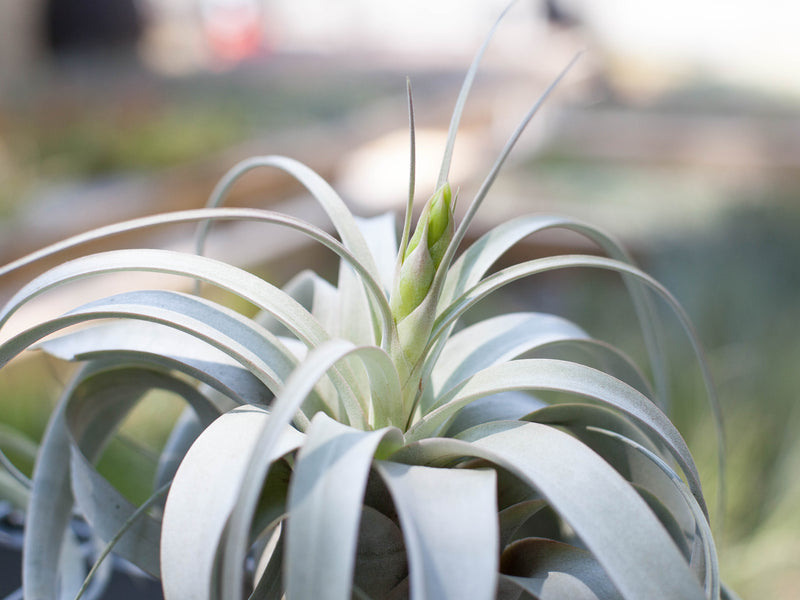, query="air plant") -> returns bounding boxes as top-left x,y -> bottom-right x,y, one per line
0,6 -> 736,600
